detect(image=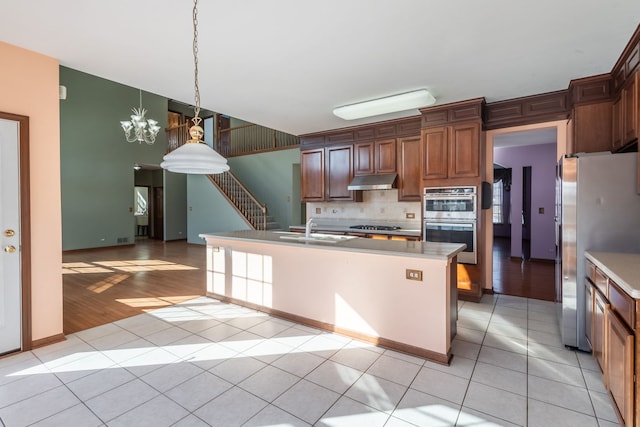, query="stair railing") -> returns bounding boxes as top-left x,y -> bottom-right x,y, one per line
207,171 -> 267,230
